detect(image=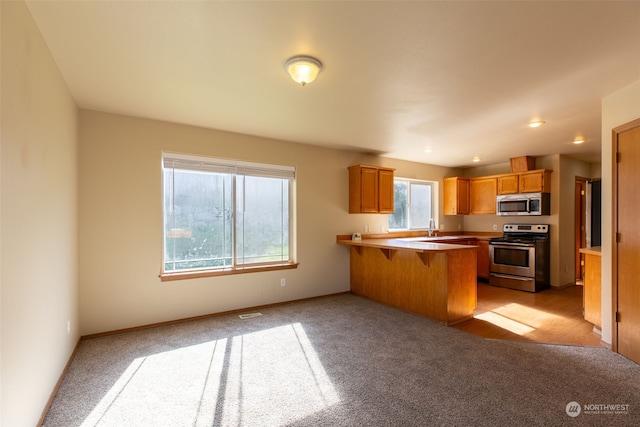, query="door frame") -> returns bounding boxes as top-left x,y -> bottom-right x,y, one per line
611,117 -> 640,353
575,177 -> 588,281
